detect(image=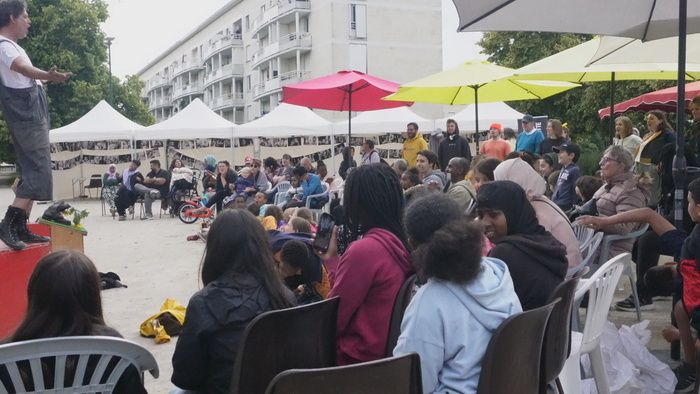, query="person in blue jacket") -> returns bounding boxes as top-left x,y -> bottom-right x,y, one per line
515,114 -> 544,155
285,165 -> 326,209
394,194 -> 522,394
